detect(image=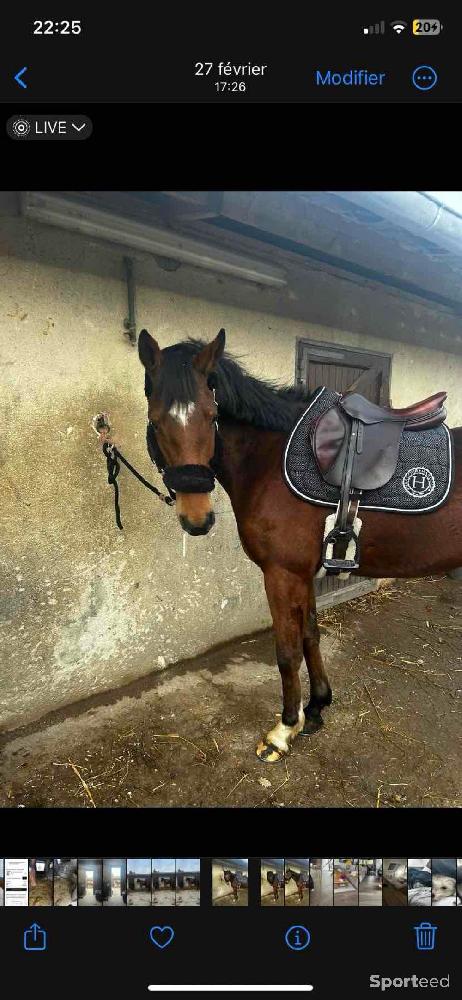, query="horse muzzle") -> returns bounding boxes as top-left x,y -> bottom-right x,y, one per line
163,465 -> 216,535
179,510 -> 216,536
